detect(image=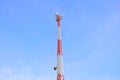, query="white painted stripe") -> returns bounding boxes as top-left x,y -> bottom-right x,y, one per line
57,55 -> 64,75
